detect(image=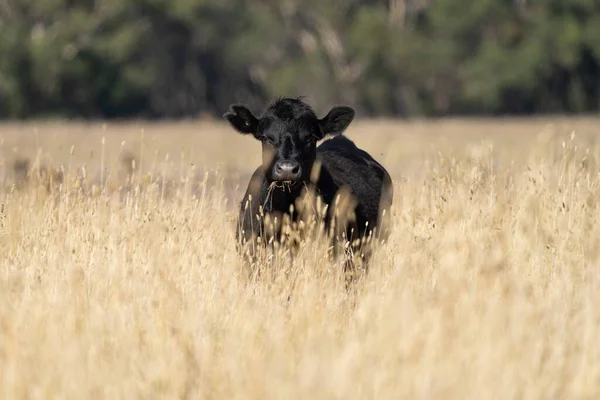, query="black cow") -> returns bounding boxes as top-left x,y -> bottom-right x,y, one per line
224,97 -> 393,279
